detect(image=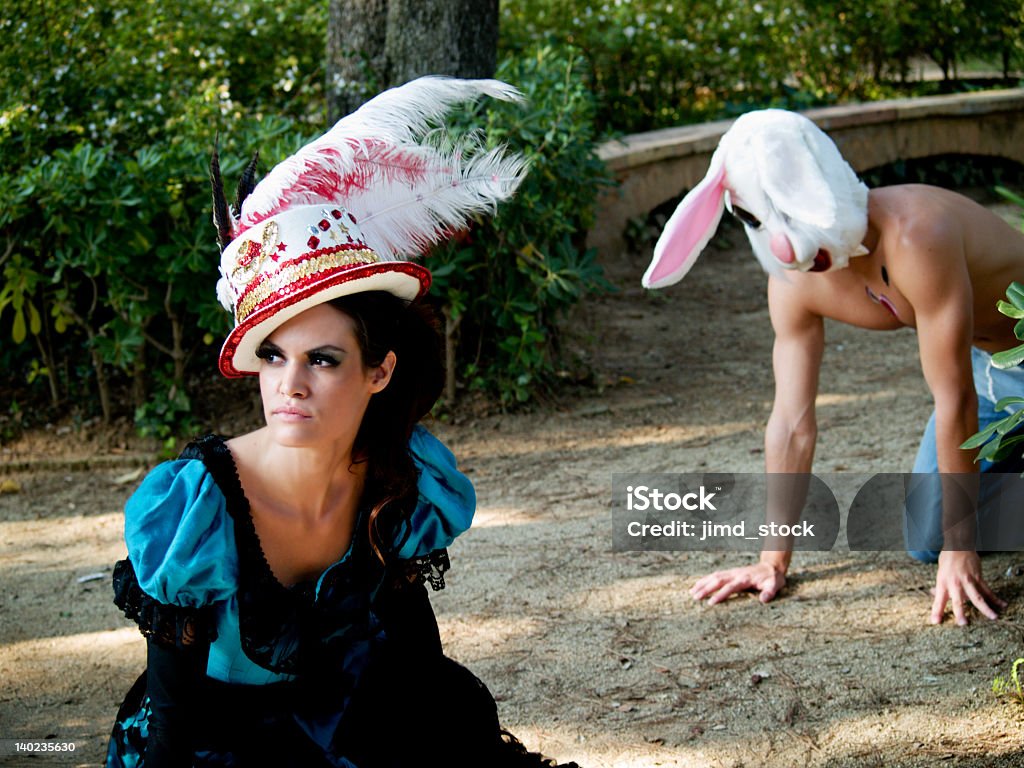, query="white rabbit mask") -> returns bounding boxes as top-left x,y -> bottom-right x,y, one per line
642,109 -> 868,289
